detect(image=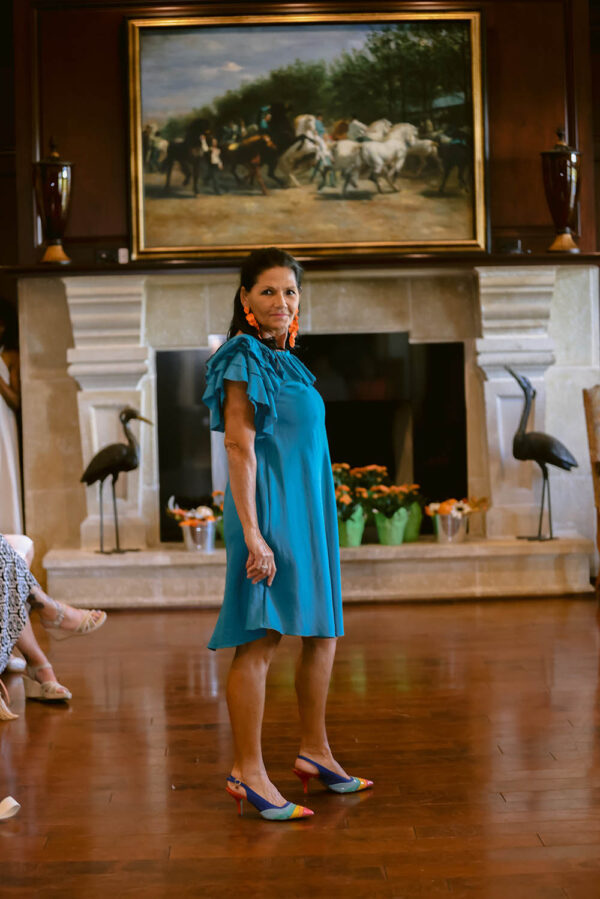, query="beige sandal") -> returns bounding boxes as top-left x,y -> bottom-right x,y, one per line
23,665 -> 72,702
40,598 -> 107,642
0,797 -> 20,819
0,679 -> 18,721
